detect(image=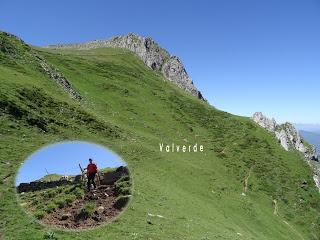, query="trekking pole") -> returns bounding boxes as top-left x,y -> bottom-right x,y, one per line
79,163 -> 86,187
